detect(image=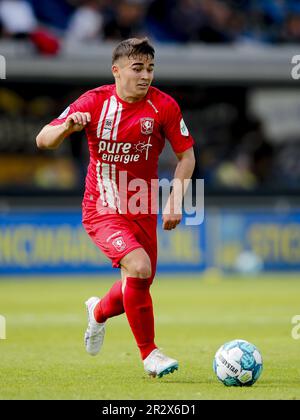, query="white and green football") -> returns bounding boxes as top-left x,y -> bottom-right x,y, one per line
213,339 -> 263,387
